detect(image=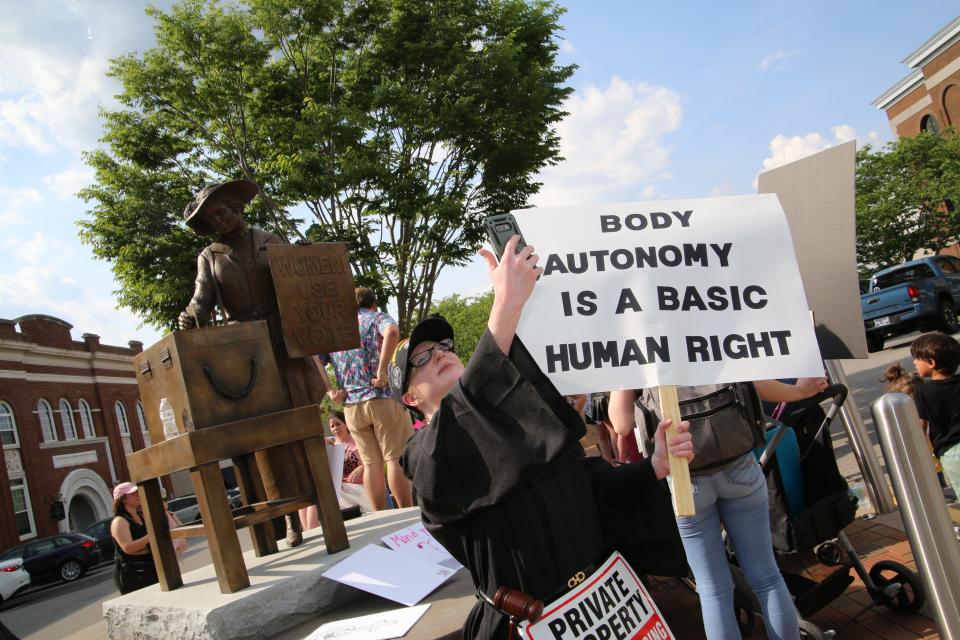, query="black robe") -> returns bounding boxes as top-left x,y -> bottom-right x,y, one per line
401,331 -> 684,639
